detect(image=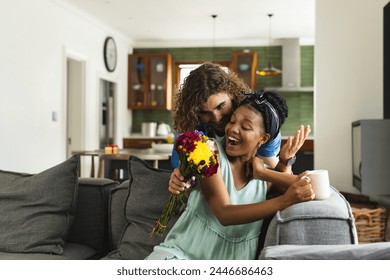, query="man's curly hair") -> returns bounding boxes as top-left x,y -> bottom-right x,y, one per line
173,62 -> 249,133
